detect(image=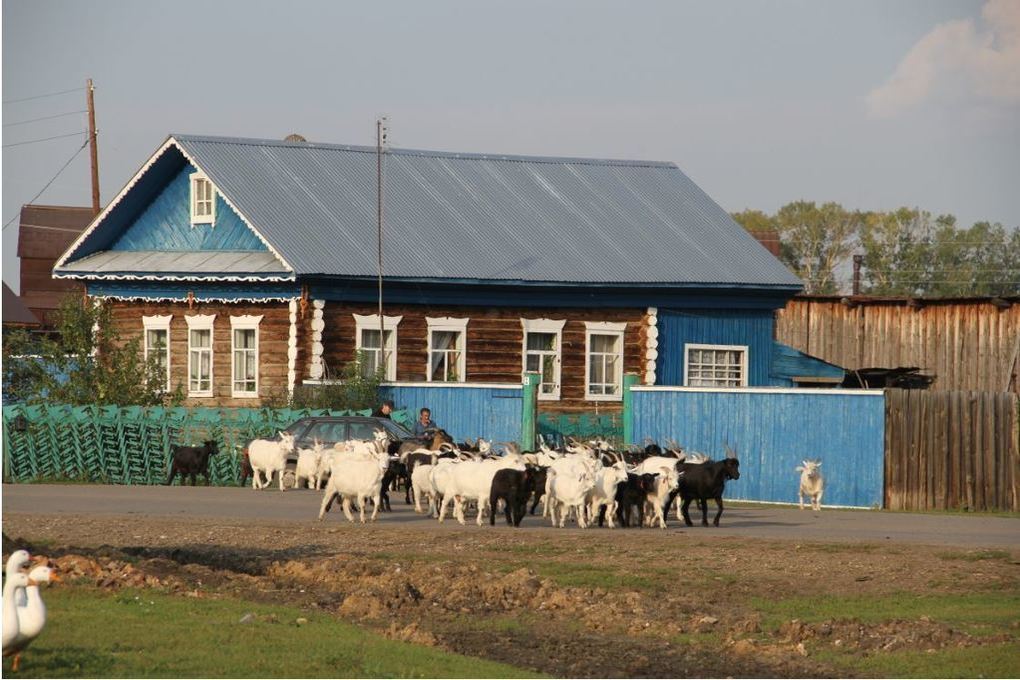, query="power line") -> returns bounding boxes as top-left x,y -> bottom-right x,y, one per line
2,131 -> 87,148
3,110 -> 88,128
863,270 -> 1020,274
3,87 -> 84,104
1,139 -> 90,232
